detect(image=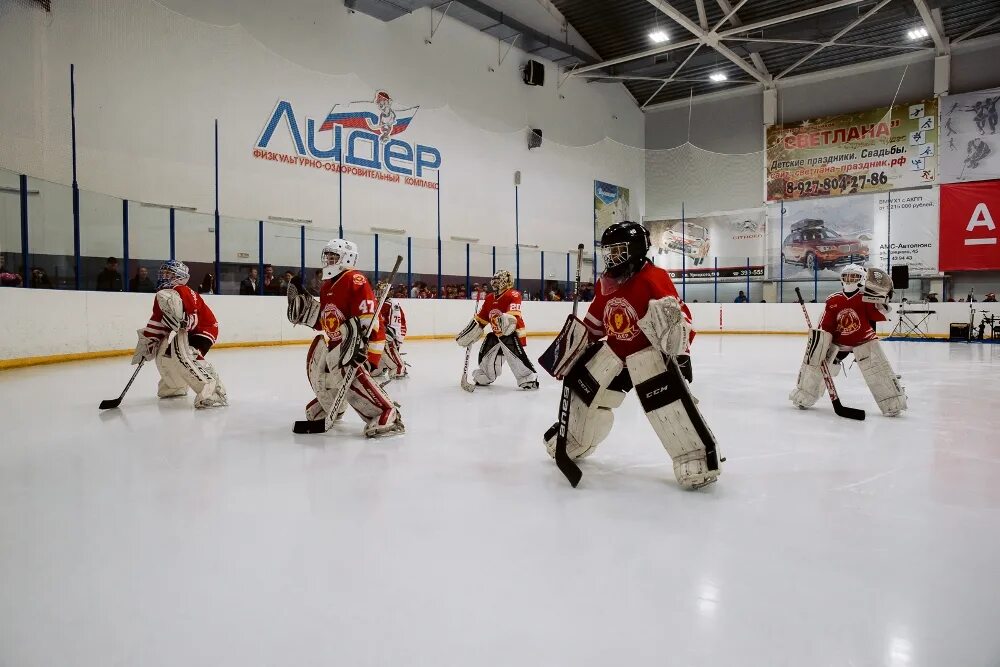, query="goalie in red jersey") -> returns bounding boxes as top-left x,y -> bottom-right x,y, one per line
537,221 -> 720,489
455,269 -> 539,390
790,264 -> 907,417
131,260 -> 227,409
286,239 -> 403,437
